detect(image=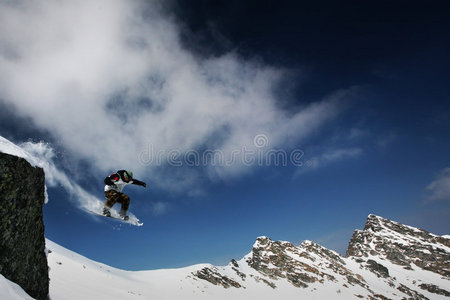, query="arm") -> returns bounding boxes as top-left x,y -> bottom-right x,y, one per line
131,179 -> 146,187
